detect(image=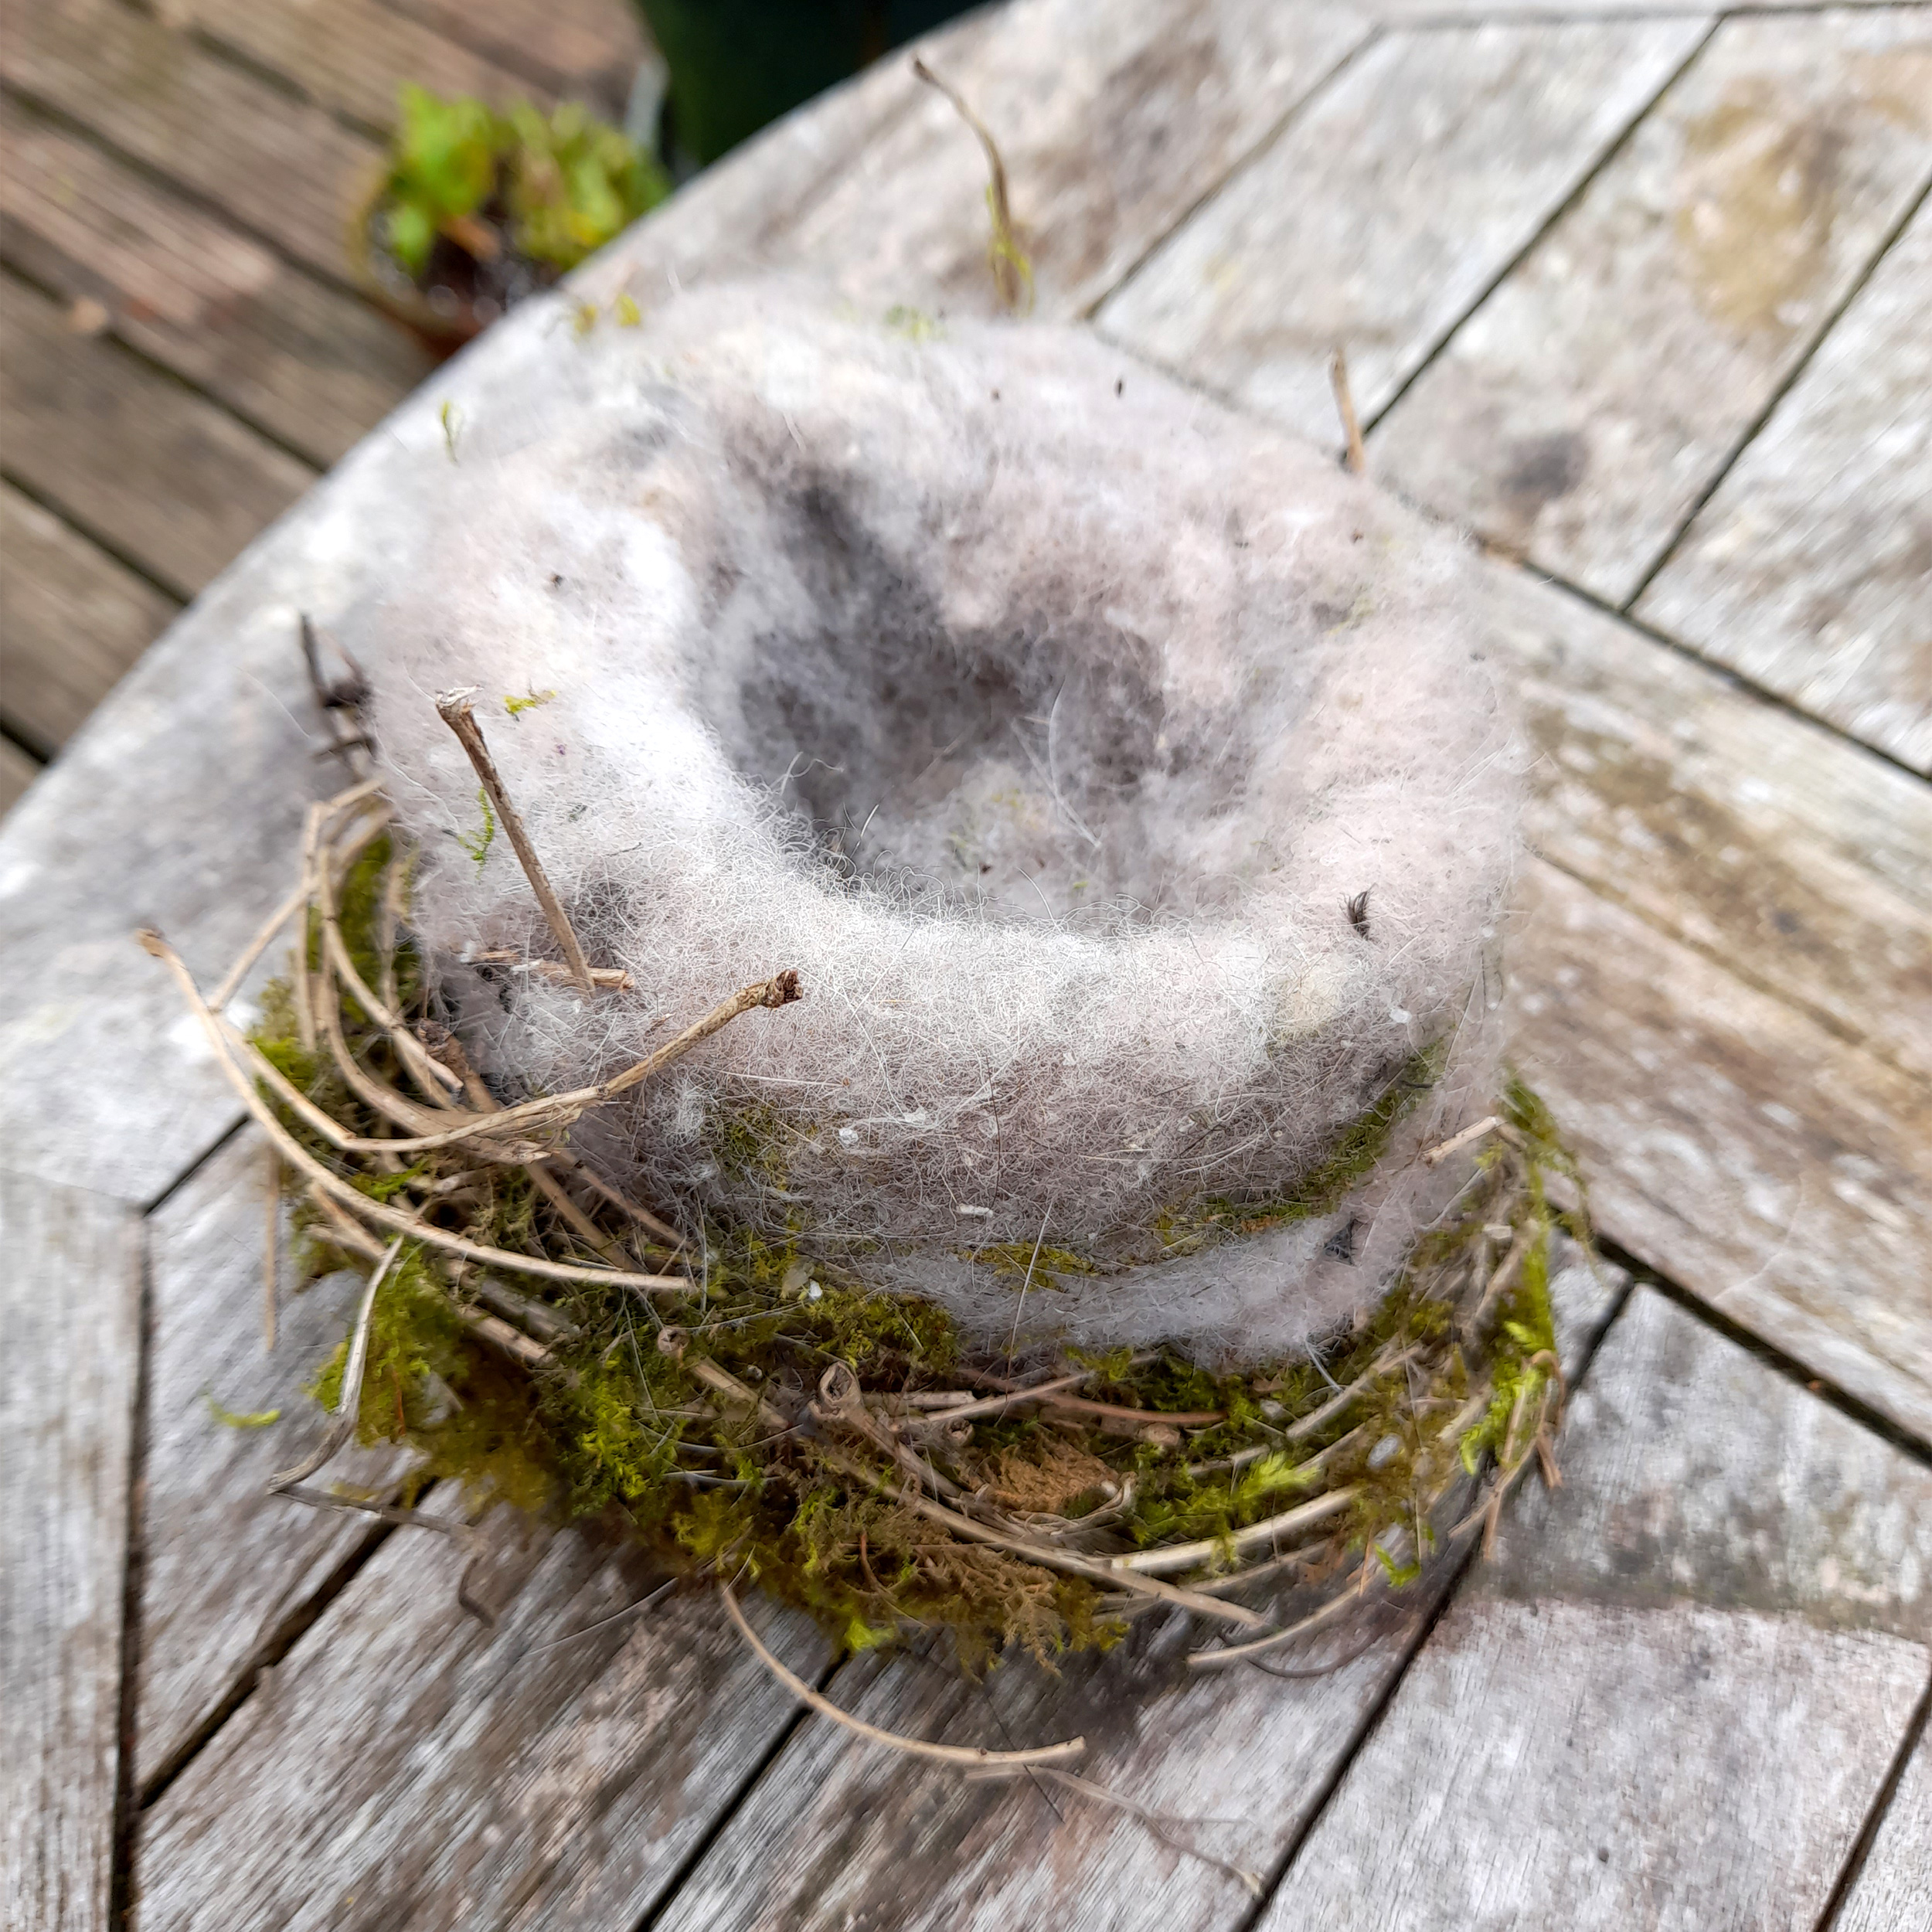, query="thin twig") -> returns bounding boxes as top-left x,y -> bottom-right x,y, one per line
1108,1485 -> 1361,1578
1186,1566 -> 1372,1669
1420,1114 -> 1502,1168
720,1579 -> 1084,1767
140,929 -> 693,1294
815,1444 -> 1268,1631
436,687 -> 596,995
1329,347 -> 1368,476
